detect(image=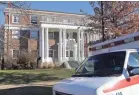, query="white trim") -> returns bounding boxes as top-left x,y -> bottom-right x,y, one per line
44,28 -> 49,62
77,29 -> 81,62
12,15 -> 20,24
58,29 -> 63,62
41,28 -> 45,62
4,25 -> 39,31
4,24 -> 89,30
63,29 -> 67,60
29,15 -> 32,24
41,23 -> 87,29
